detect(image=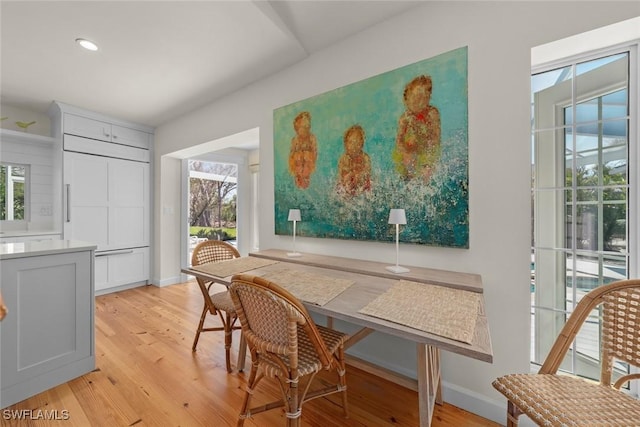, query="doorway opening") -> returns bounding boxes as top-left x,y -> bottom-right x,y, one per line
188,160 -> 238,260
167,127 -> 260,271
